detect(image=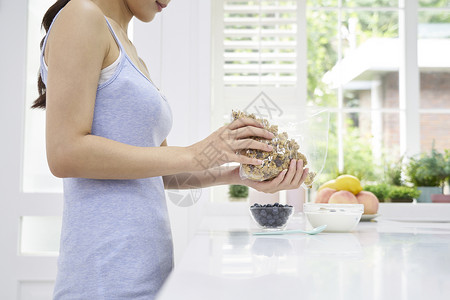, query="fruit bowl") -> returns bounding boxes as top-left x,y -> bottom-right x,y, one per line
304,203 -> 363,232
250,203 -> 294,230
